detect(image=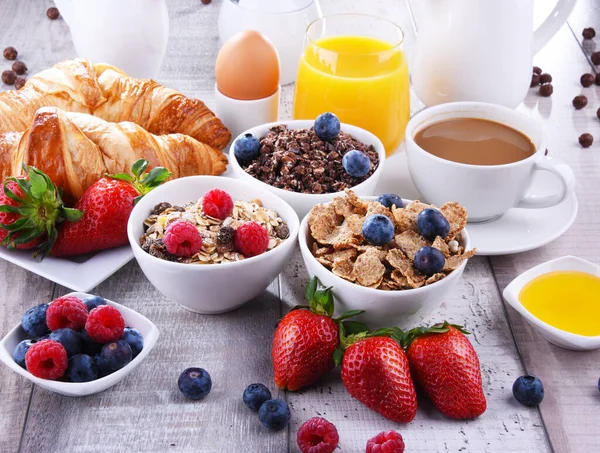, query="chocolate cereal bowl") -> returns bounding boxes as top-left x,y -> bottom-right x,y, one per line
297,195 -> 472,329
229,120 -> 386,219
127,176 -> 299,314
